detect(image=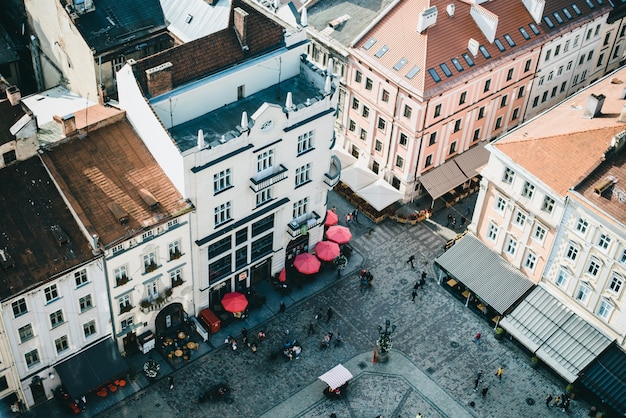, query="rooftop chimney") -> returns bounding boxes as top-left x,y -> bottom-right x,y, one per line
53,113 -> 77,136
241,111 -> 249,131
582,94 -> 606,119
522,0 -> 545,24
6,85 -> 21,106
234,8 -> 249,51
285,92 -> 294,110
145,62 -> 173,97
618,104 -> 626,123
470,4 -> 498,44
197,129 -> 205,149
446,4 -> 455,17
139,188 -> 160,210
416,6 -> 438,33
301,7 -> 308,27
